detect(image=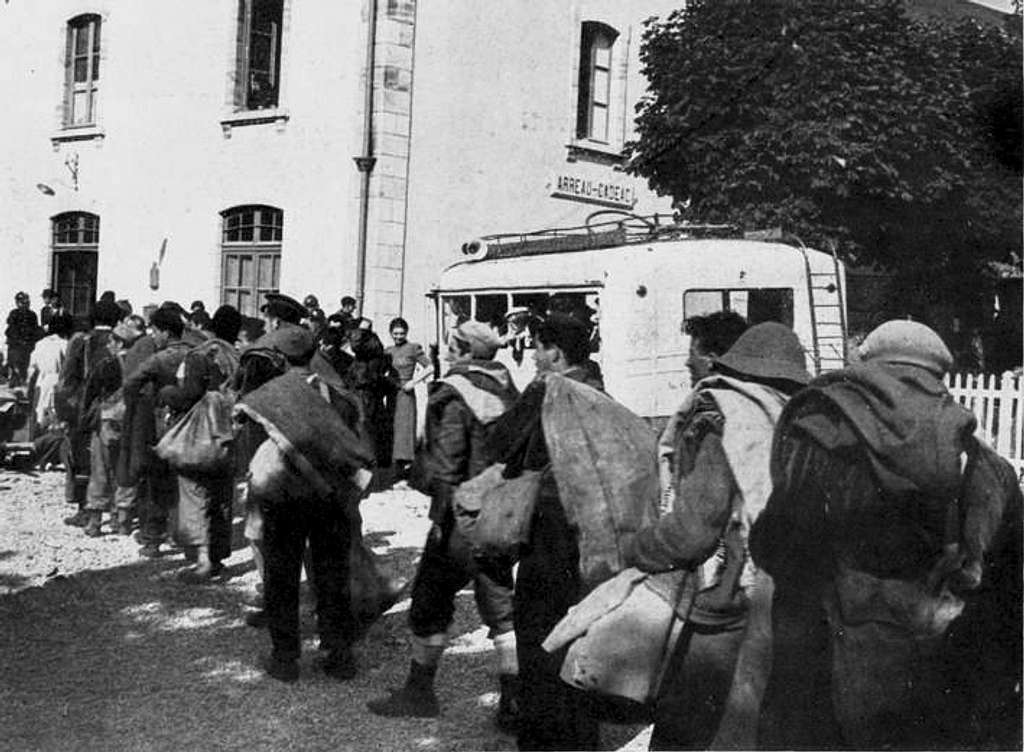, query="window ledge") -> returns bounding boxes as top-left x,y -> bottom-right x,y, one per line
51,125 -> 105,149
220,108 -> 290,138
566,141 -> 626,169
